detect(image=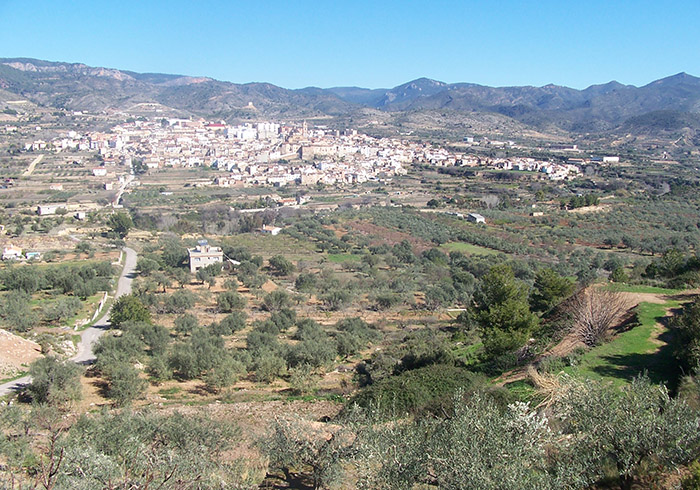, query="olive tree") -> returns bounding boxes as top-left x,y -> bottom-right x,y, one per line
27,356 -> 82,407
